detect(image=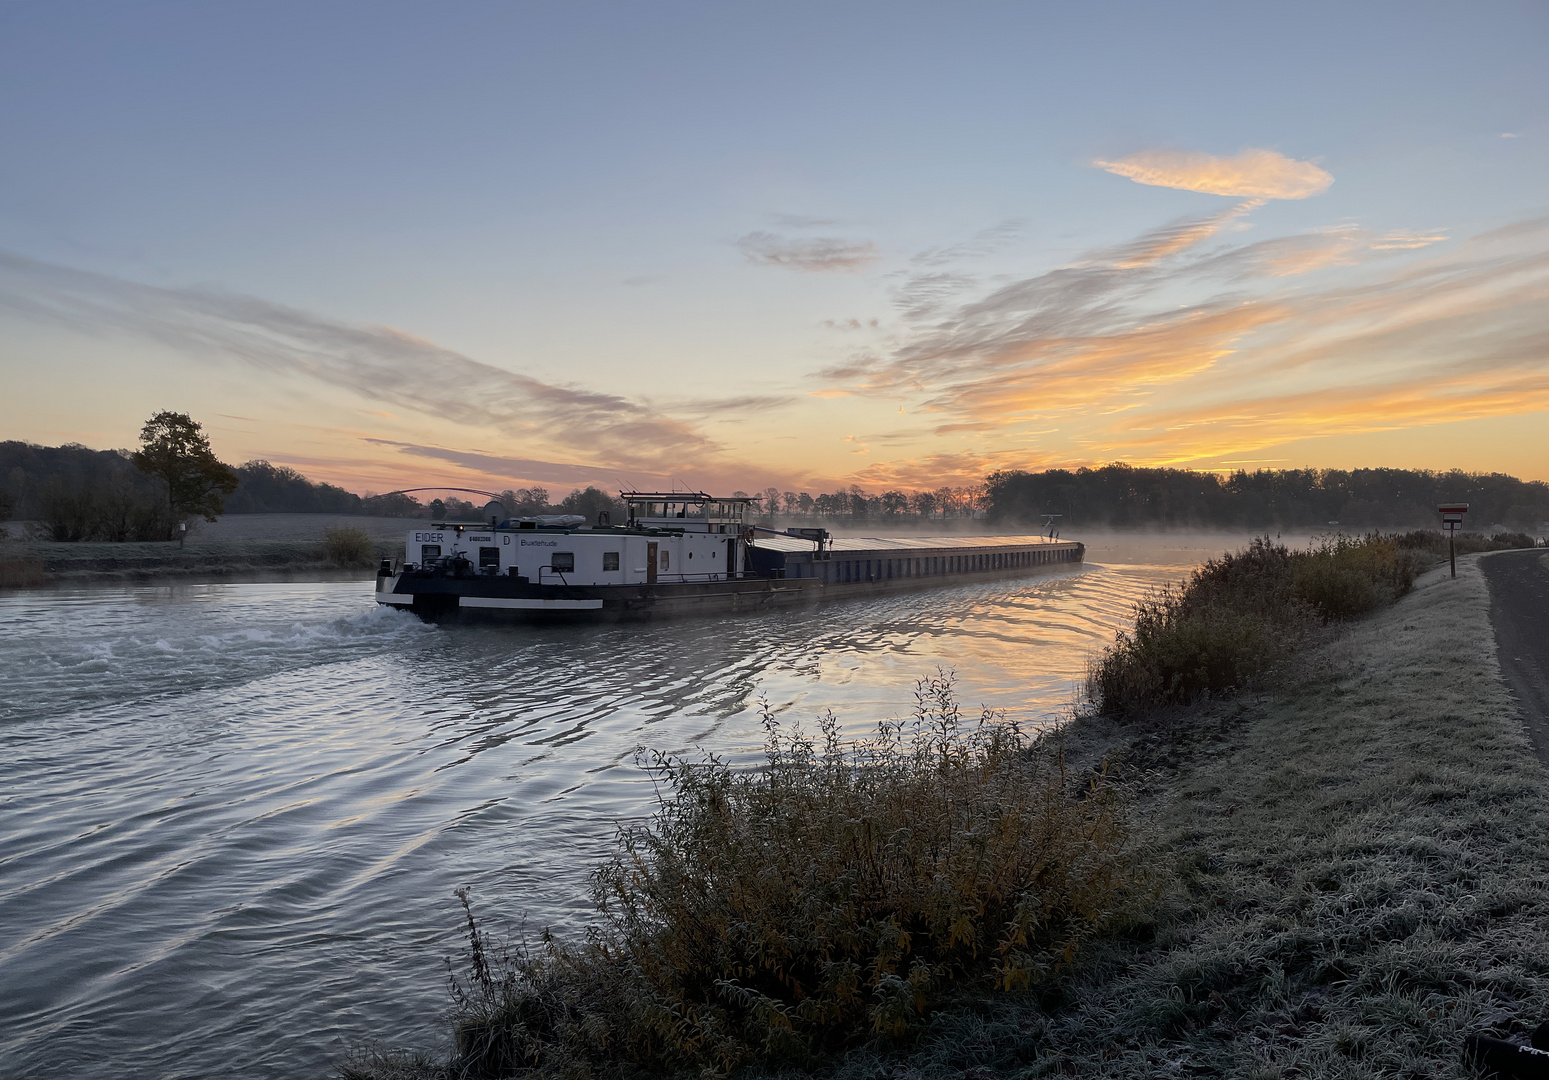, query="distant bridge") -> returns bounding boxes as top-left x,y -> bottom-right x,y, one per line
376,487 -> 504,501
